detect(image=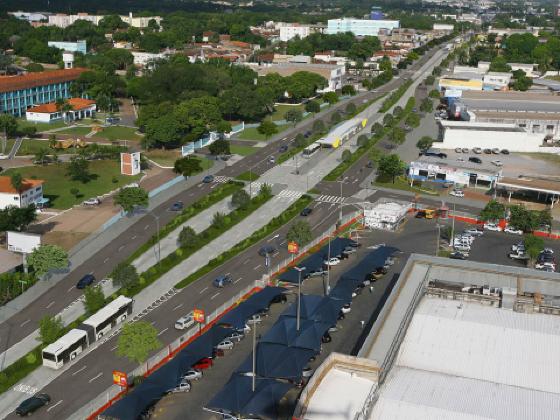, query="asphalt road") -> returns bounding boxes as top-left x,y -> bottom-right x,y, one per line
5,200 -> 359,420
0,43 -> 446,357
